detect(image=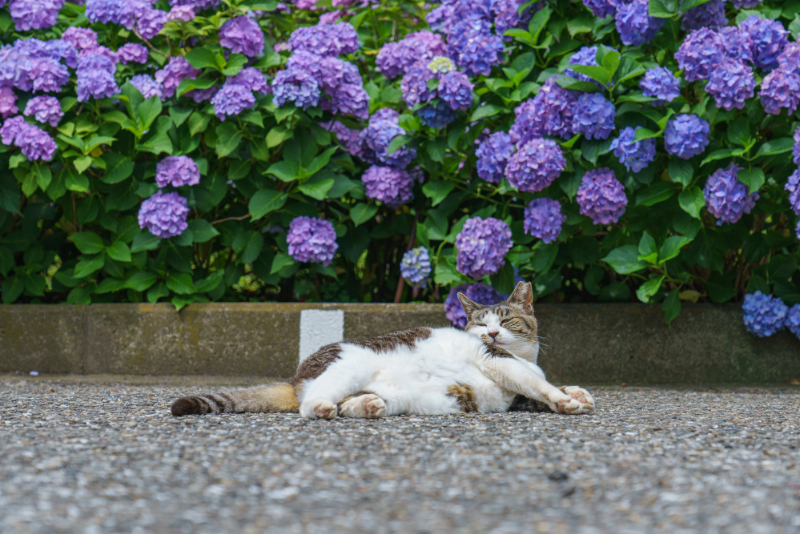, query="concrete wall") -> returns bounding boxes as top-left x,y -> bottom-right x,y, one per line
0,303 -> 797,383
